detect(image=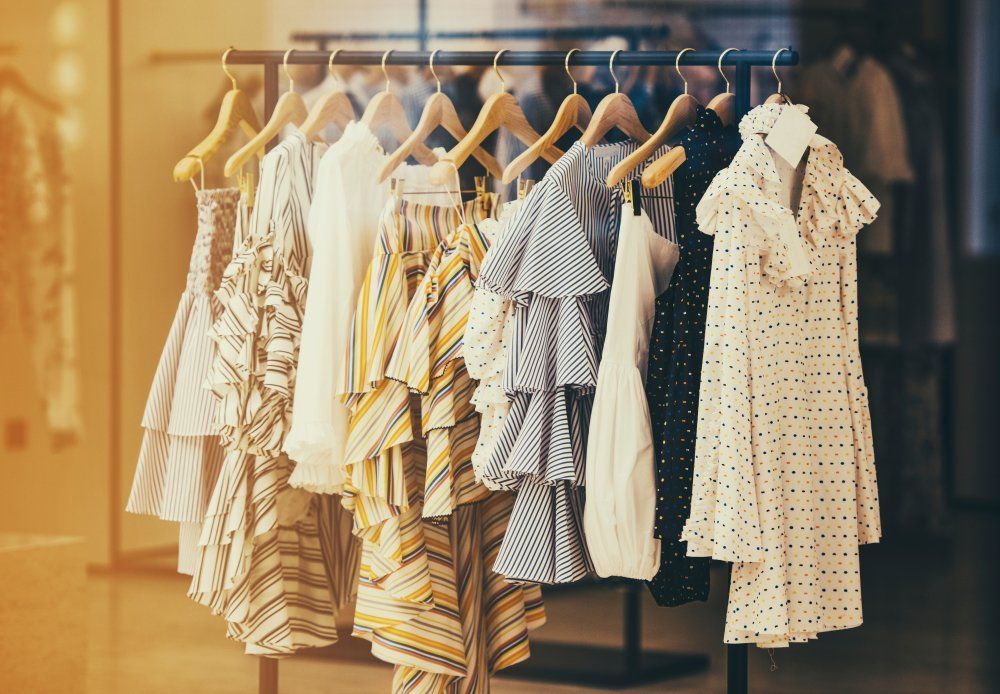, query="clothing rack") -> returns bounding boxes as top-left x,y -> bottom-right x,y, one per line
291,25 -> 673,52
217,47 -> 798,694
